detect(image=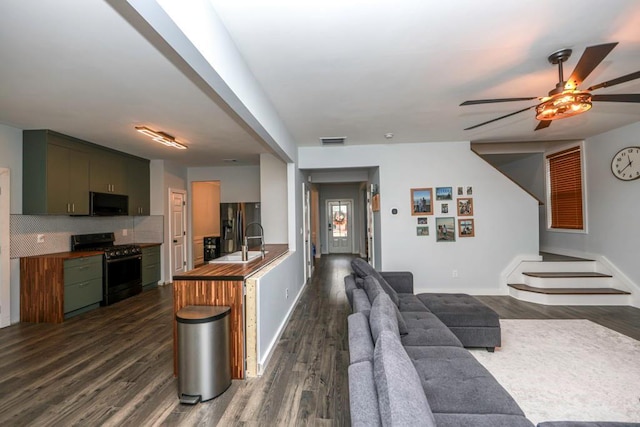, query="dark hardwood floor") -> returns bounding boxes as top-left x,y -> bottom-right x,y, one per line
0,254 -> 638,426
